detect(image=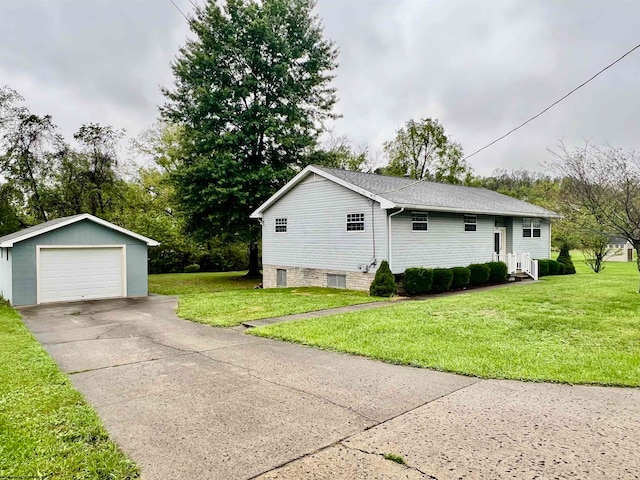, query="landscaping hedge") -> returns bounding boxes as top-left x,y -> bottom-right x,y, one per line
486,261 -> 508,284
184,264 -> 201,273
432,268 -> 454,293
403,268 -> 433,296
556,246 -> 576,274
547,259 -> 563,275
468,263 -> 491,286
370,260 -> 396,297
538,259 -> 549,277
450,266 -> 471,289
